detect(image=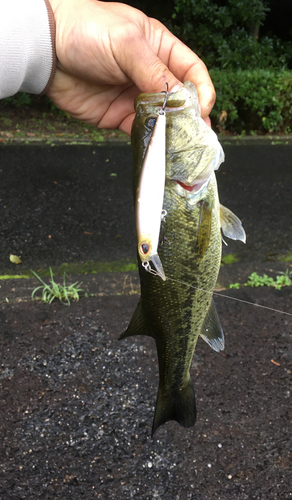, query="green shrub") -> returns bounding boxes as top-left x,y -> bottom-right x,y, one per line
1,70 -> 292,135
0,93 -> 56,111
210,69 -> 292,133
168,0 -> 291,70
1,92 -> 33,108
